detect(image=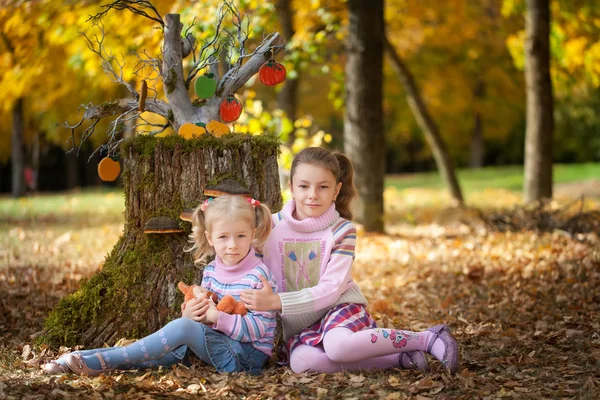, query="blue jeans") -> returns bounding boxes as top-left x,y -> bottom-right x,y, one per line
79,318 -> 268,374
